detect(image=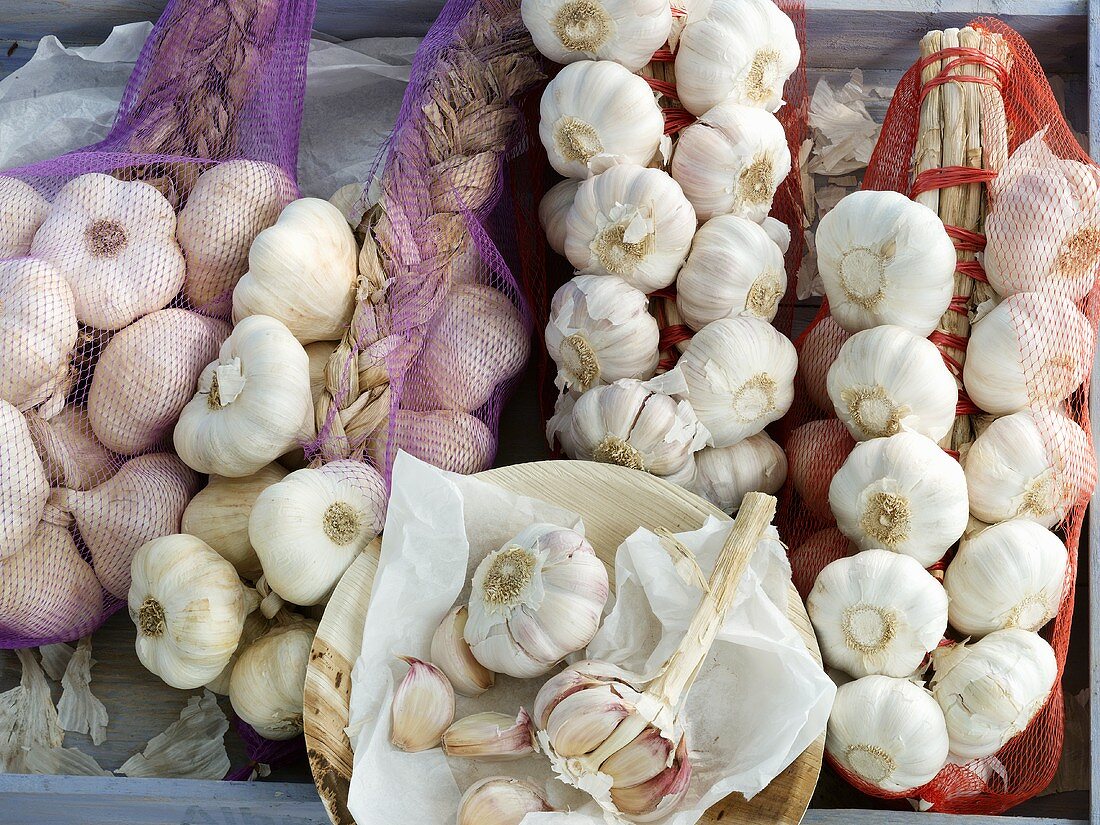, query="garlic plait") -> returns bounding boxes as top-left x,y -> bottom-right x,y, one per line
521,0 -> 672,71
539,178 -> 581,256
689,432 -> 787,514
0,176 -> 49,257
465,524 -> 609,678
229,619 -> 317,740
